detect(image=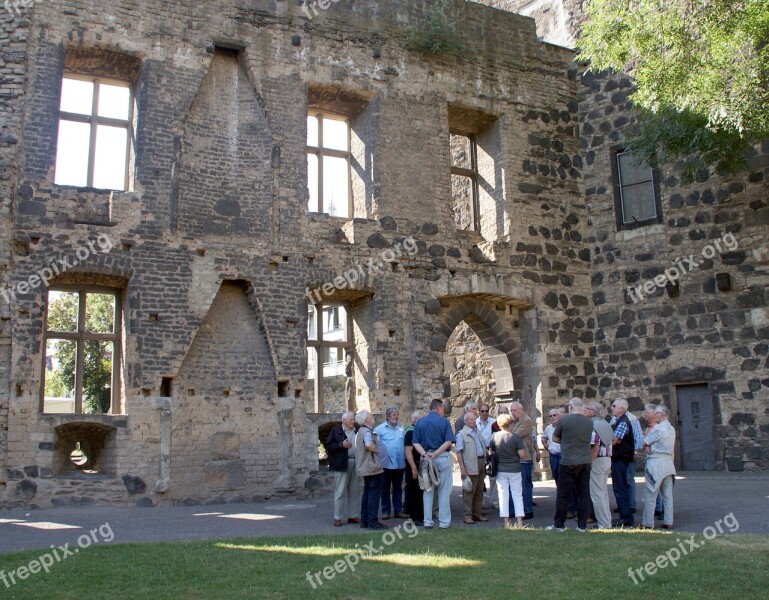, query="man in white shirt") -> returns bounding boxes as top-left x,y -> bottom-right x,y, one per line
475,403 -> 496,509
